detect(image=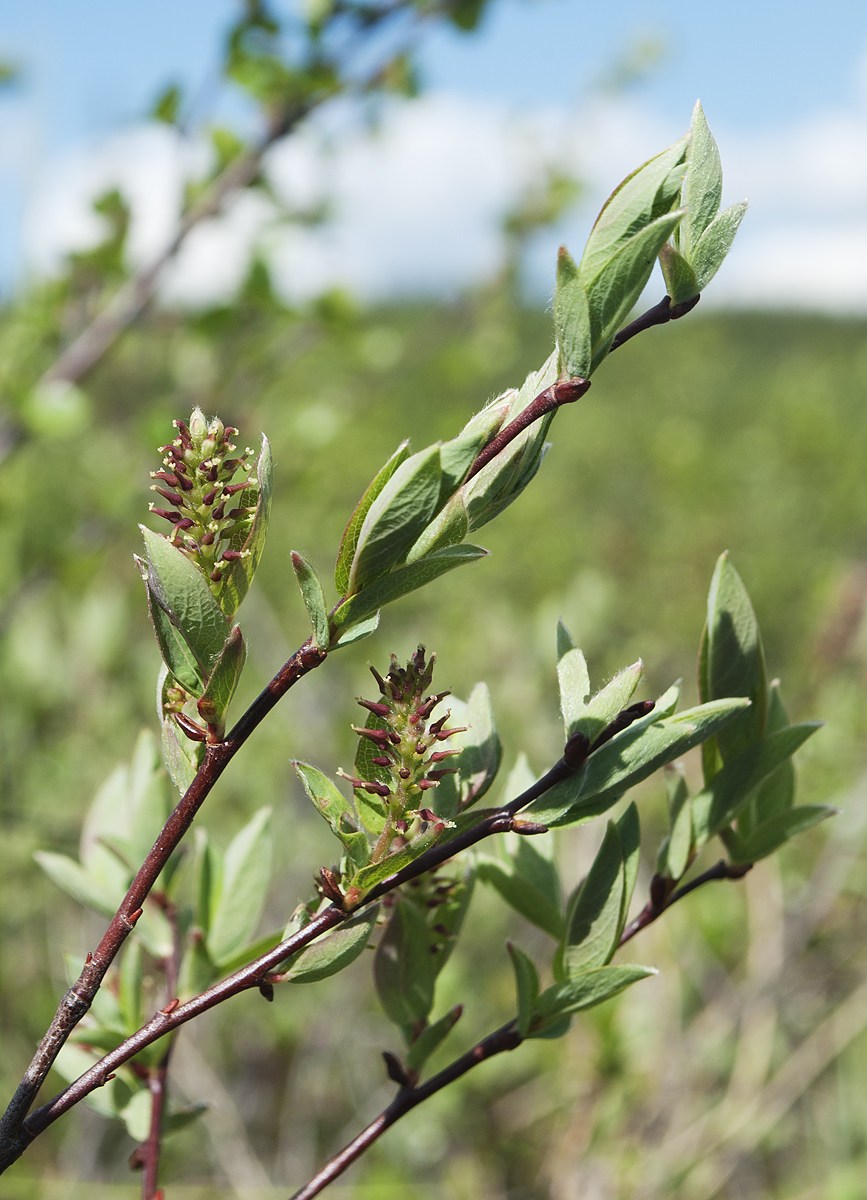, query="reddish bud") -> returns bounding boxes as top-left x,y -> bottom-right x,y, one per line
356,698 -> 391,718
152,487 -> 185,507
160,998 -> 180,1015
